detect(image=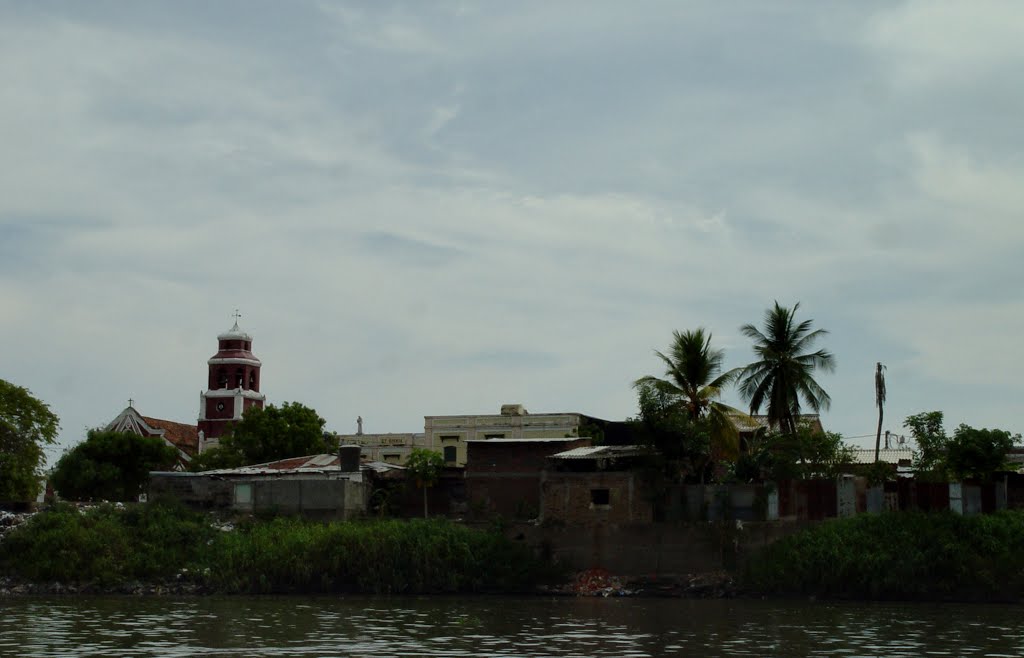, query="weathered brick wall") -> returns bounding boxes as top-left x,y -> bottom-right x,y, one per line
466,439 -> 589,474
540,472 -> 652,524
466,476 -> 540,519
